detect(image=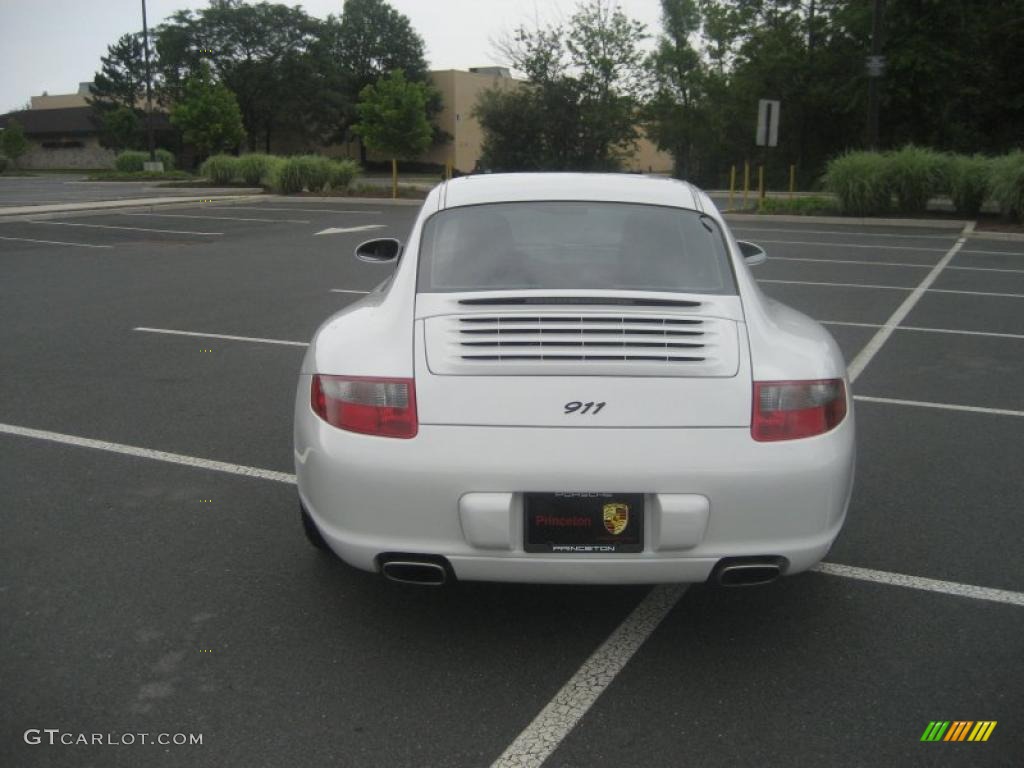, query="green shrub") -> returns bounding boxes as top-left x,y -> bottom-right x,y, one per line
823,151 -> 892,216
269,155 -> 335,193
115,150 -> 148,172
155,148 -> 175,170
296,154 -> 333,192
200,154 -> 239,184
757,195 -> 840,216
0,155 -> 7,173
989,150 -> 1024,223
270,157 -> 306,194
944,154 -> 991,217
328,159 -> 360,191
115,149 -> 175,172
236,153 -> 276,186
884,145 -> 945,214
